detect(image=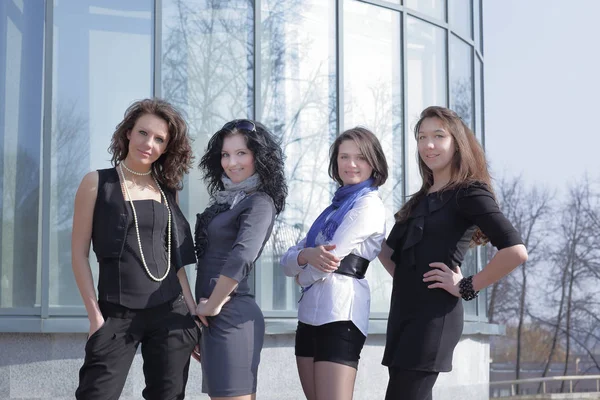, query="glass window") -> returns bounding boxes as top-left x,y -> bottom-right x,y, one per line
474,0 -> 482,53
343,0 -> 401,313
161,0 -> 254,289
404,0 -> 446,22
449,0 -> 472,40
406,17 -> 446,195
449,36 -> 478,318
449,34 -> 473,129
258,0 -> 337,313
49,1 -> 153,310
0,0 -> 44,310
474,58 -> 483,142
